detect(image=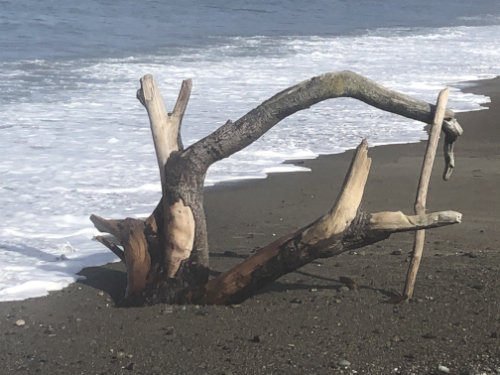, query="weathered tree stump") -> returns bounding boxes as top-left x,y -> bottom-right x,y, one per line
90,71 -> 462,305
